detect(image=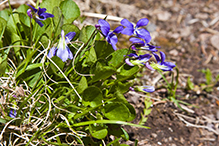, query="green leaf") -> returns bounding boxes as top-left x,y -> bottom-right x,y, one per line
117,64 -> 139,81
107,49 -> 128,67
5,16 -> 18,46
186,76 -> 194,90
73,98 -> 116,120
82,86 -> 103,107
5,13 -> 22,57
0,59 -> 7,75
112,90 -> 128,103
85,46 -> 97,65
52,6 -> 62,37
19,13 -> 30,27
89,124 -> 108,139
17,4 -> 29,13
16,49 -> 38,78
52,6 -> 62,26
39,35 -> 50,49
27,71 -> 42,88
117,81 -> 133,94
121,128 -> 129,140
79,25 -> 96,43
11,33 -> 22,59
77,76 -> 88,94
216,74 -> 219,81
90,61 -> 116,82
40,0 -> 62,13
17,63 -> 42,88
50,56 -> 65,73
94,41 -> 114,59
6,13 -> 19,34
18,13 -> 31,41
26,63 -> 42,71
144,98 -> 153,109
0,17 -> 7,41
145,109 -> 152,116
0,9 -> 10,21
124,103 -> 136,121
0,117 -> 7,124
200,68 -> 212,85
103,102 -> 130,121
60,0 -> 80,24
205,68 -> 212,85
